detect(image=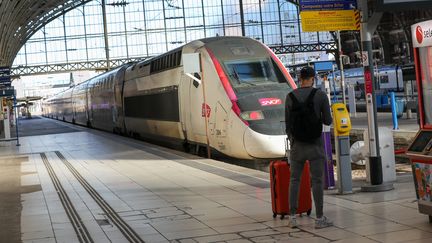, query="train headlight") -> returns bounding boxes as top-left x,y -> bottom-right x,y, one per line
240,111 -> 265,120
